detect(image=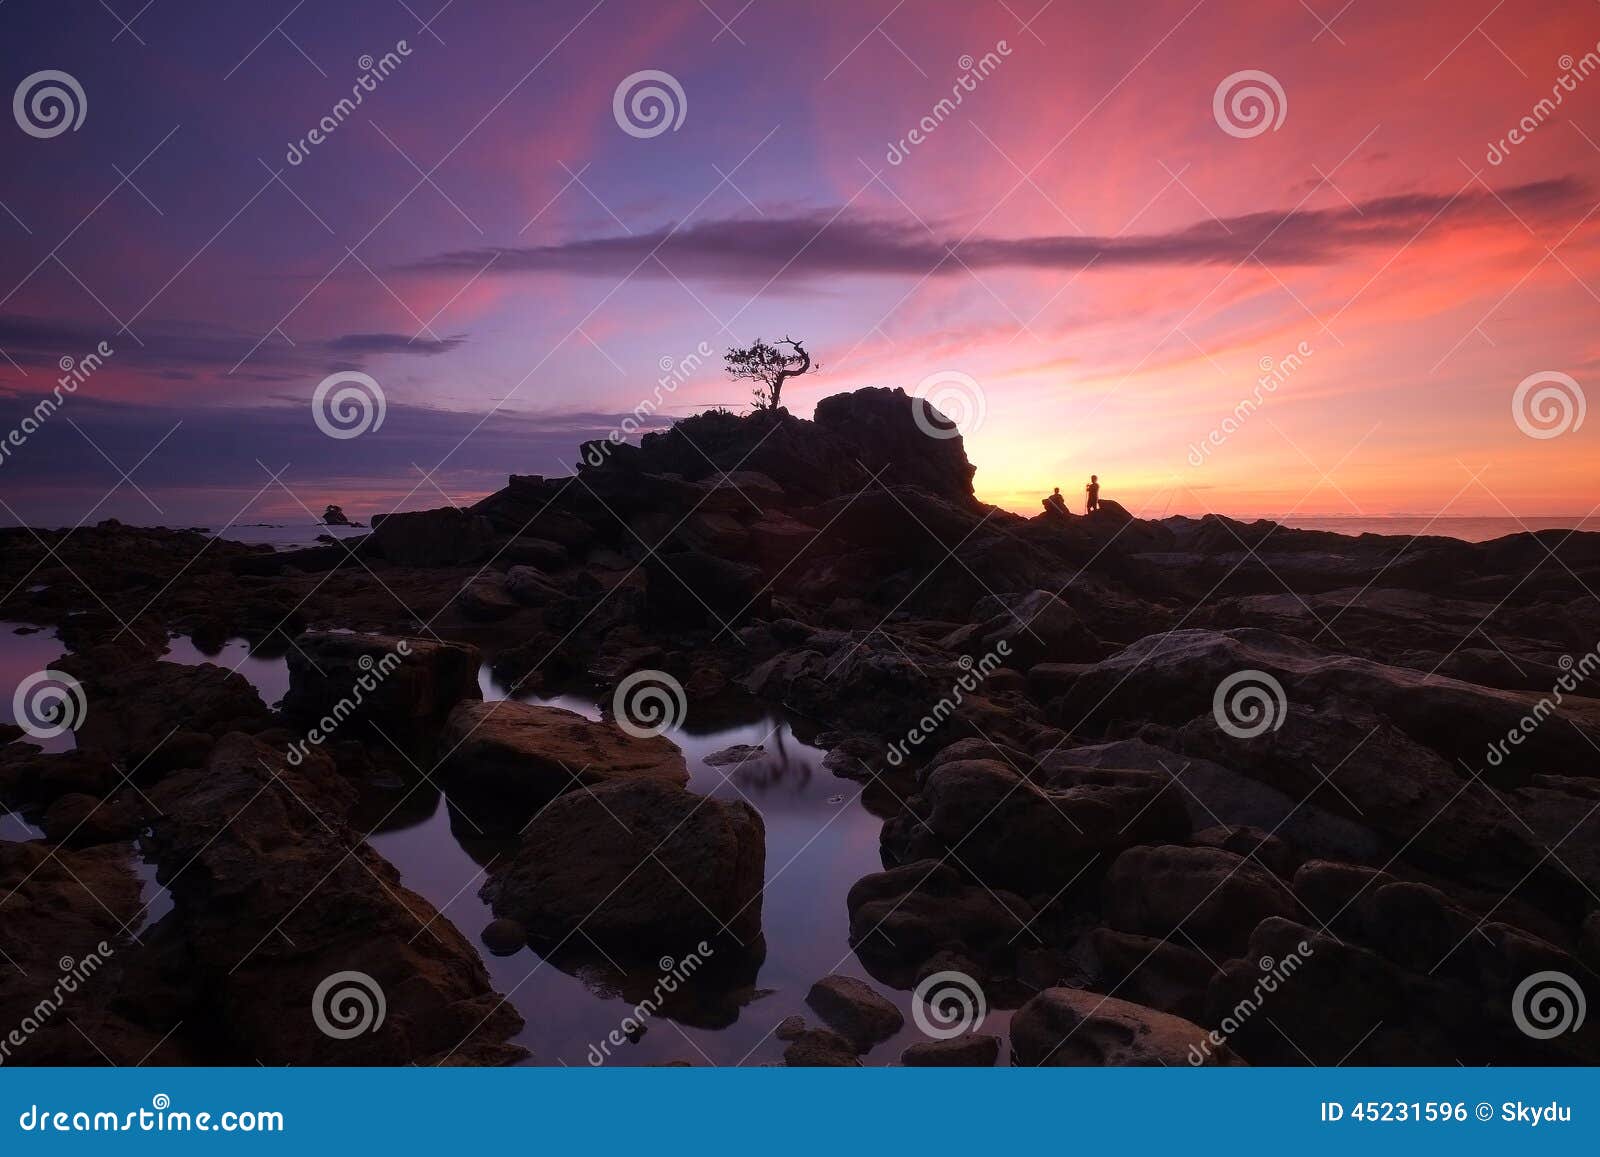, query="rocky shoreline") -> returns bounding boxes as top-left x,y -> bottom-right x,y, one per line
3,385 -> 1599,1066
